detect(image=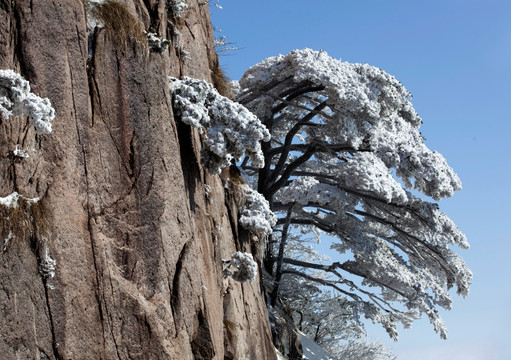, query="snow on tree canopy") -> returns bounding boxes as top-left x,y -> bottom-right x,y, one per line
237,49 -> 471,341
0,69 -> 55,134
237,48 -> 460,200
169,76 -> 270,174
